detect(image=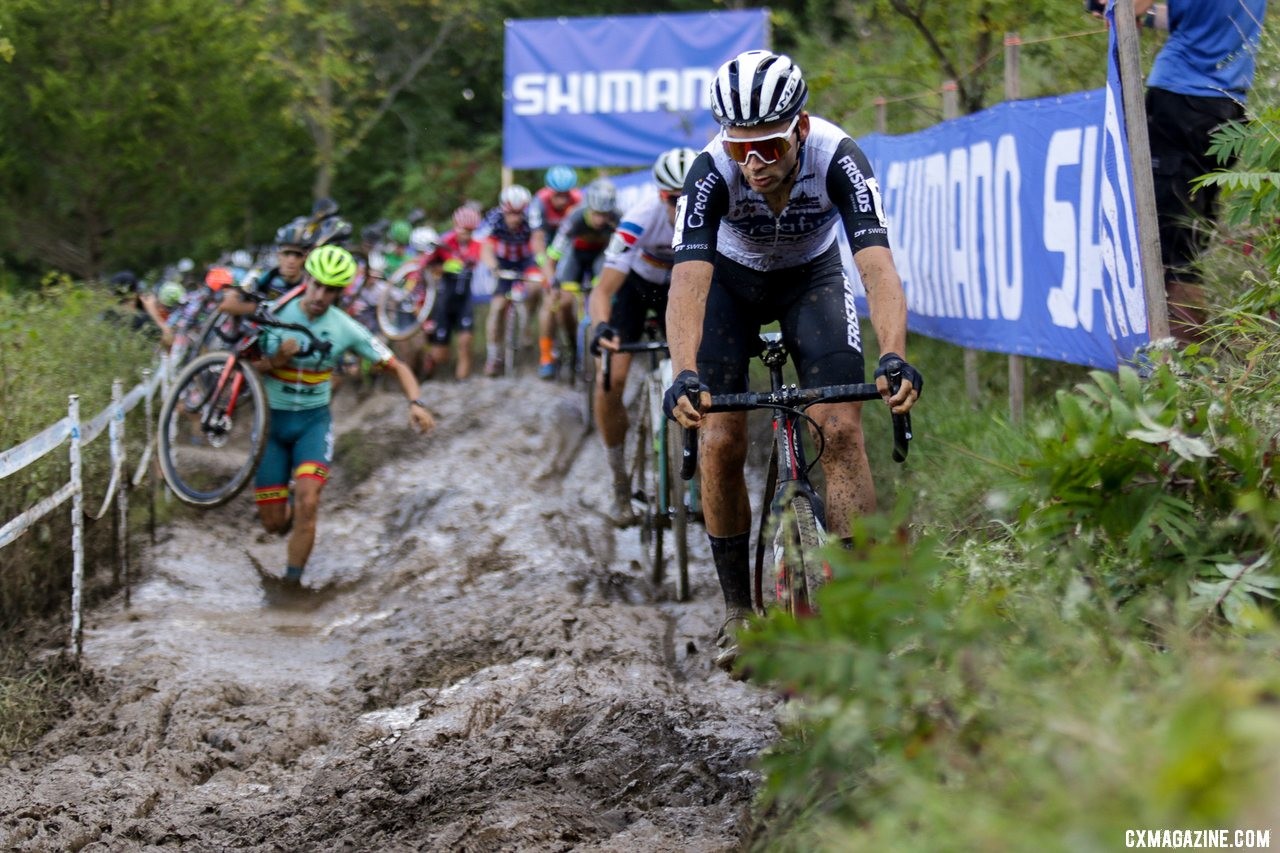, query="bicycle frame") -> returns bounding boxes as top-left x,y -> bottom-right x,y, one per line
677,331 -> 912,613
751,336 -> 831,610
197,310 -> 331,435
